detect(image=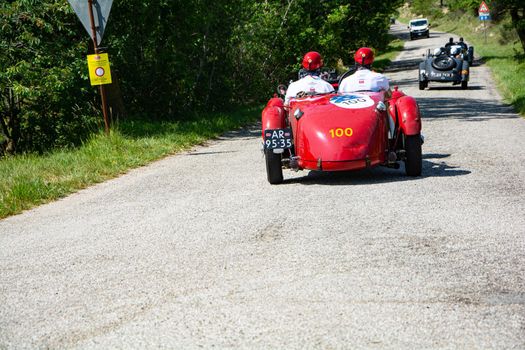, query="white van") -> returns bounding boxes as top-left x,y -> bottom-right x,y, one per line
408,18 -> 430,40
